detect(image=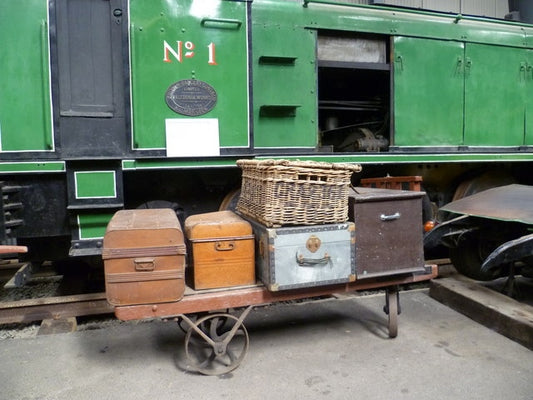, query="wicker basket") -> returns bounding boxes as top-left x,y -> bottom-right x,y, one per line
236,159 -> 362,227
